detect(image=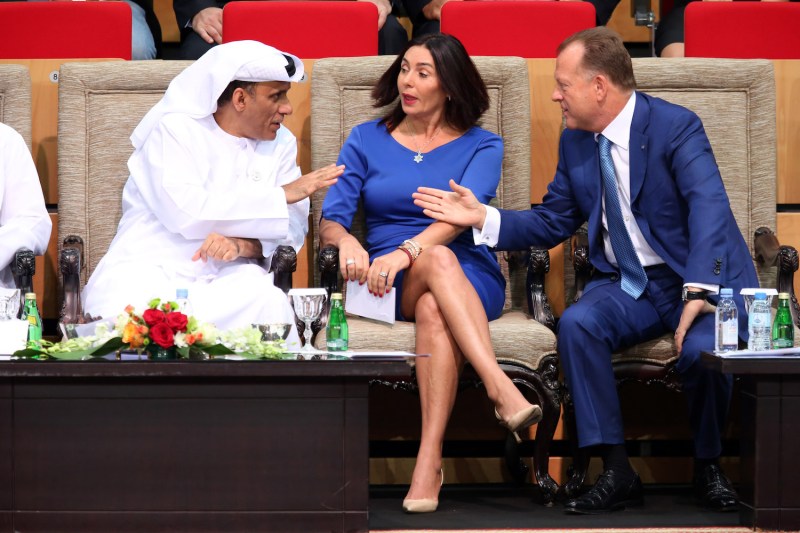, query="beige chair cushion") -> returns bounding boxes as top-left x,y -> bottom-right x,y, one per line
315,310 -> 557,369
0,64 -> 32,148
310,56 -> 557,371
567,58 -> 776,366
58,61 -> 193,287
